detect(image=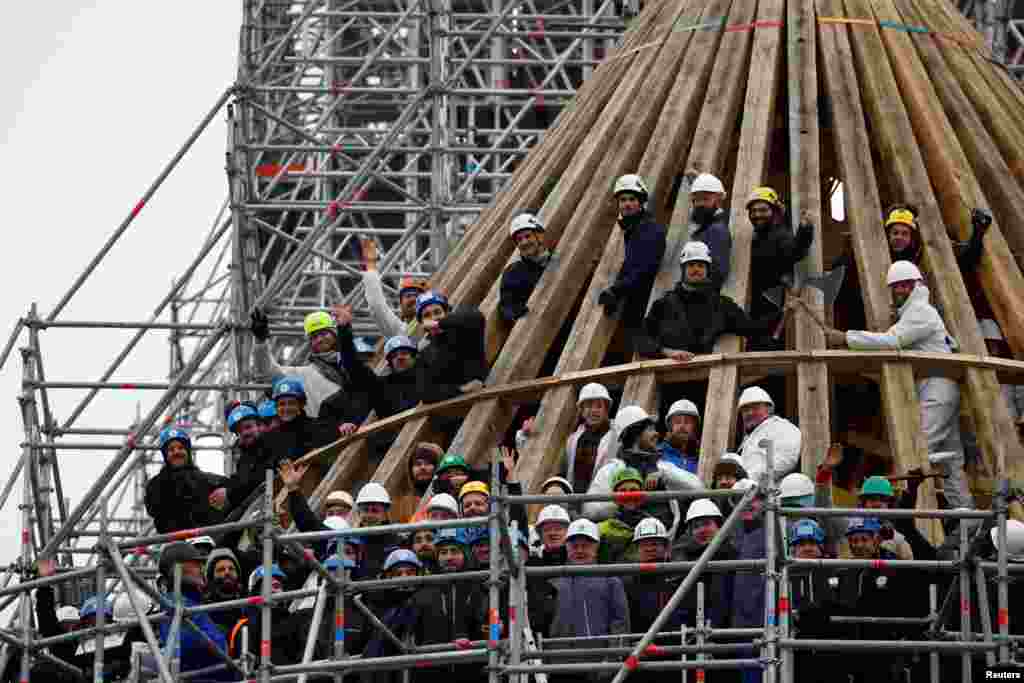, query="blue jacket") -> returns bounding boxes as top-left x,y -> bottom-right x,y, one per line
731,520 -> 767,628
158,587 -> 237,681
610,212 -> 666,327
690,209 -> 732,289
499,253 -> 551,322
549,575 -> 629,642
657,441 -> 698,474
